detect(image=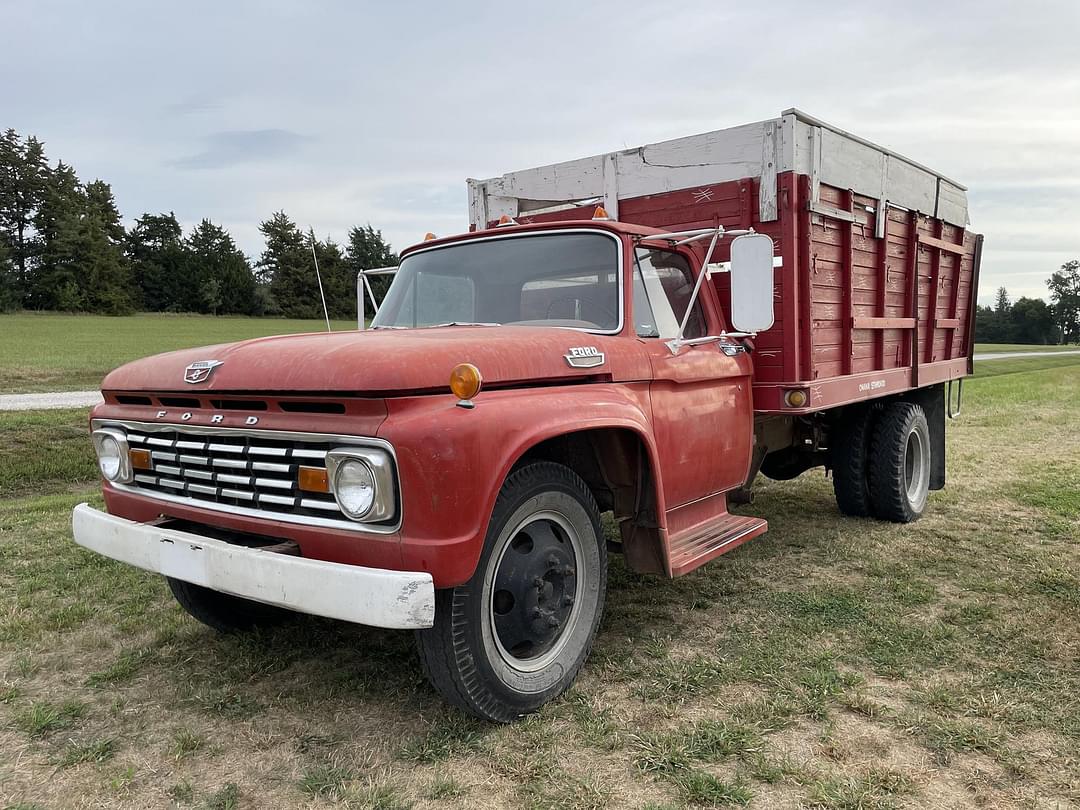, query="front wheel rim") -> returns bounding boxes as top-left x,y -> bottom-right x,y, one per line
485,510 -> 585,674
